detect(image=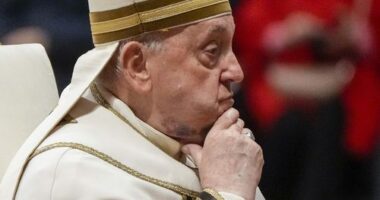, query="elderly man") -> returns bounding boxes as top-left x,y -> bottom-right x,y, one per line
0,0 -> 265,199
